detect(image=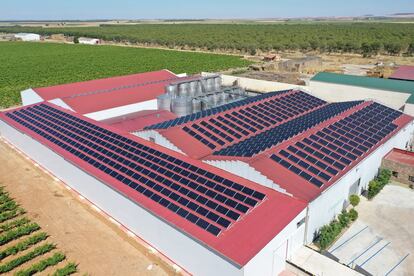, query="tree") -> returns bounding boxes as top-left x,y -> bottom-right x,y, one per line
73,36 -> 79,44
407,42 -> 414,56
349,194 -> 360,207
